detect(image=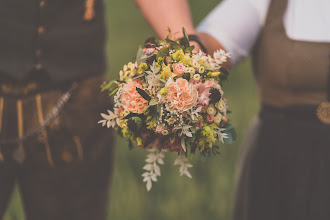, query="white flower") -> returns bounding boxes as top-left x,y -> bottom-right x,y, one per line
186,67 -> 195,75
174,155 -> 193,179
198,66 -> 205,74
213,49 -> 231,65
207,105 -> 216,116
189,106 -> 202,121
119,70 -> 124,81
173,124 -> 193,137
215,127 -> 228,143
98,110 -> 118,128
128,62 -> 135,70
192,59 -> 200,68
214,113 -> 223,124
145,61 -> 161,96
123,65 -> 128,71
193,74 -> 201,81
